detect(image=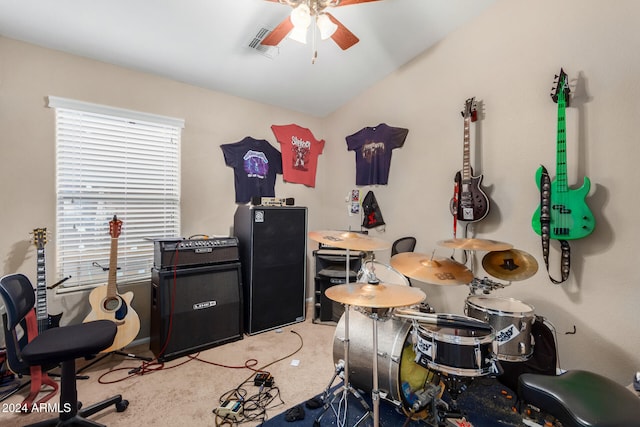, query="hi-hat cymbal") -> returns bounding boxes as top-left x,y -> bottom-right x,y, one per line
325,282 -> 425,308
390,252 -> 474,286
308,230 -> 391,251
482,249 -> 539,281
437,238 -> 513,251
